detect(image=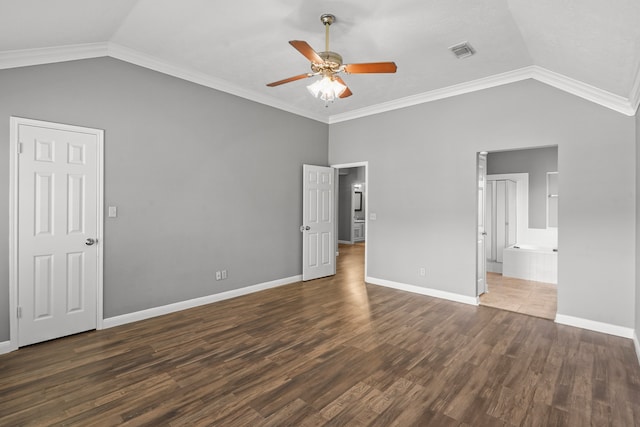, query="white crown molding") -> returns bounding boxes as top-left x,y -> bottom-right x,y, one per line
107,43 -> 328,123
329,65 -> 636,123
0,42 -> 108,70
0,42 -> 636,122
555,314 -> 634,339
329,67 -> 535,124
530,66 -> 635,116
0,42 -> 327,123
